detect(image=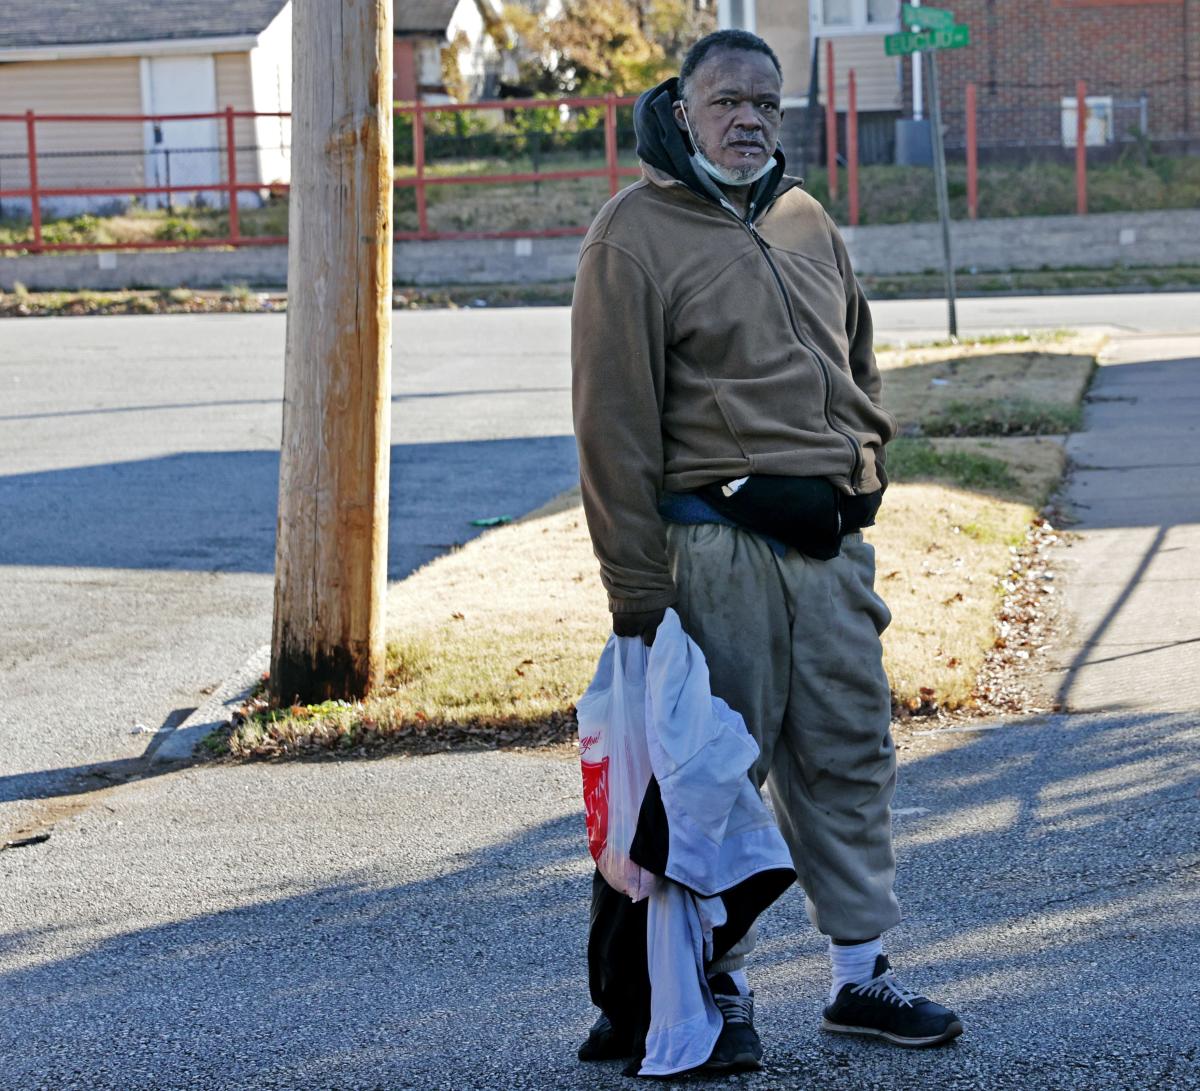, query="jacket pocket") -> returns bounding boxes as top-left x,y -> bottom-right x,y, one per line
707,381 -> 751,462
